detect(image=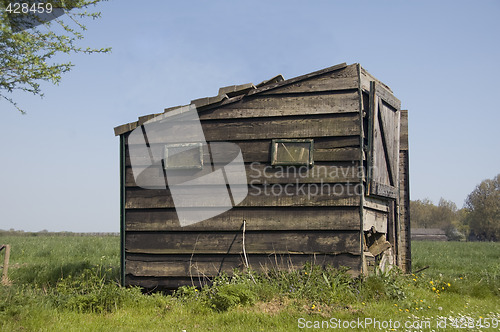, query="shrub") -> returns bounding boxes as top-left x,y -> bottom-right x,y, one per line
50,265 -> 136,313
